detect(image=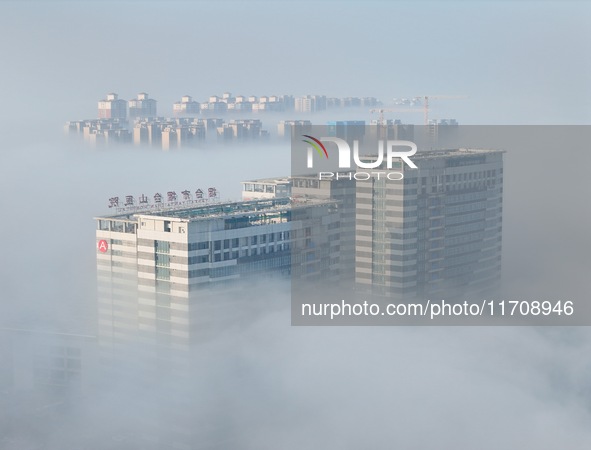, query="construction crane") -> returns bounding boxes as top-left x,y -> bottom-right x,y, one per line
369,108 -> 422,126
418,95 -> 468,125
